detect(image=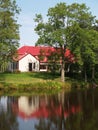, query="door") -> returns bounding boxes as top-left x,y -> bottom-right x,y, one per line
29,63 -> 32,71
